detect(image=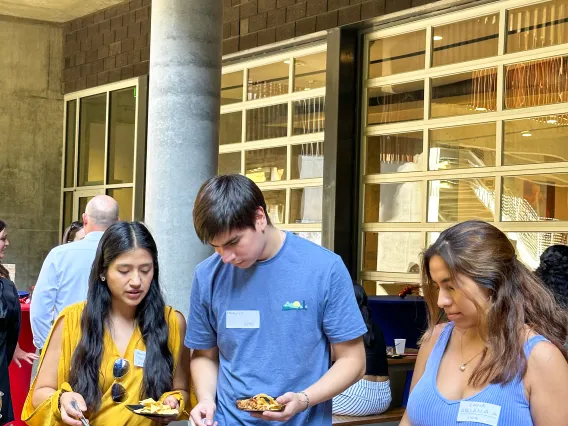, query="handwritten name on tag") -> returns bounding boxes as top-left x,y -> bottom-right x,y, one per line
226,310 -> 260,329
134,349 -> 146,368
457,401 -> 501,426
